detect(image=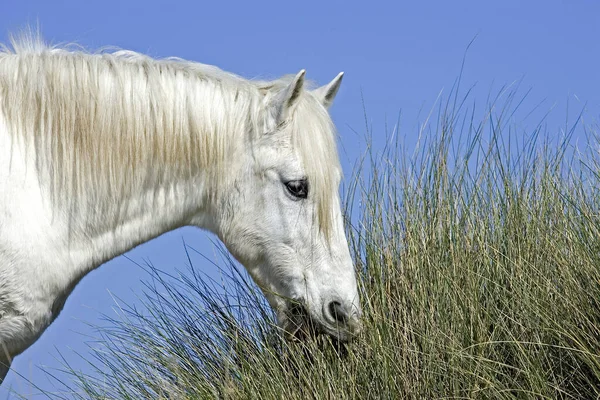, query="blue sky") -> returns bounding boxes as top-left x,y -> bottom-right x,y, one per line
1,1 -> 599,397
